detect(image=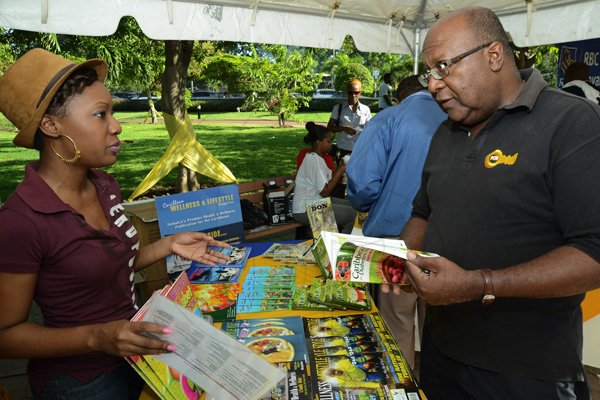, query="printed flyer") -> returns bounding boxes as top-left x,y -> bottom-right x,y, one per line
186,246 -> 251,284
154,184 -> 244,273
